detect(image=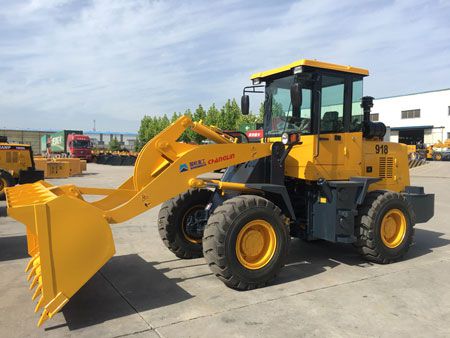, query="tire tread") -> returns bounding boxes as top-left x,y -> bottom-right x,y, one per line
356,191 -> 415,263
203,195 -> 289,290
